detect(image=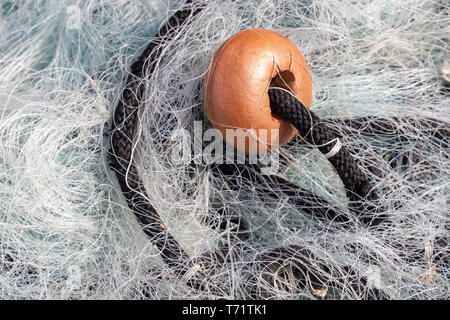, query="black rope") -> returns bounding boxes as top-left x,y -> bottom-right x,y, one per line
247,245 -> 389,300
212,163 -> 352,225
109,3 -> 448,298
110,1 -> 205,286
267,88 -> 449,226
268,87 -> 387,226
